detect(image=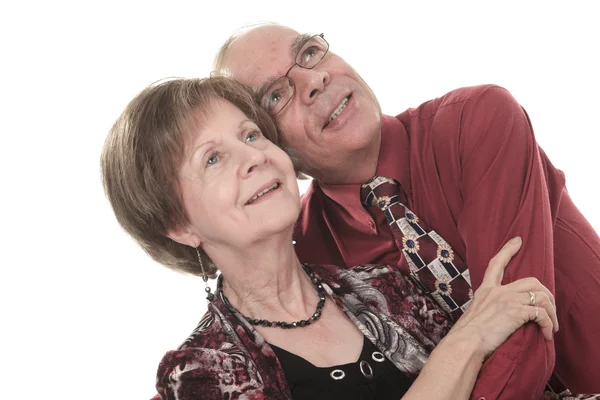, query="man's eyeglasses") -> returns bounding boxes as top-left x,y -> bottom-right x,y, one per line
260,33 -> 329,115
